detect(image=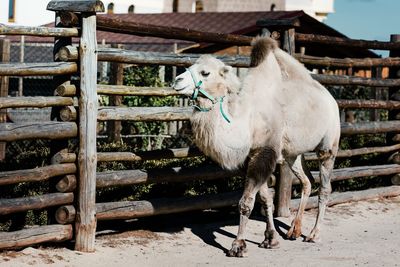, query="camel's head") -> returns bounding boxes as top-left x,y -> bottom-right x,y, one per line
173,55 -> 240,102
